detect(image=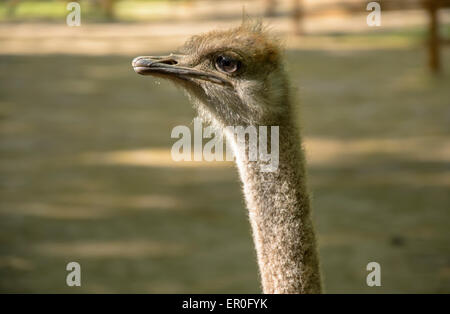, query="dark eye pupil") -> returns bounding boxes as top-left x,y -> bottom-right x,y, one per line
216,56 -> 240,73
